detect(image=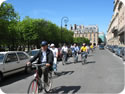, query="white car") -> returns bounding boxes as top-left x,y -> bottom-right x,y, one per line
0,51 -> 31,81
